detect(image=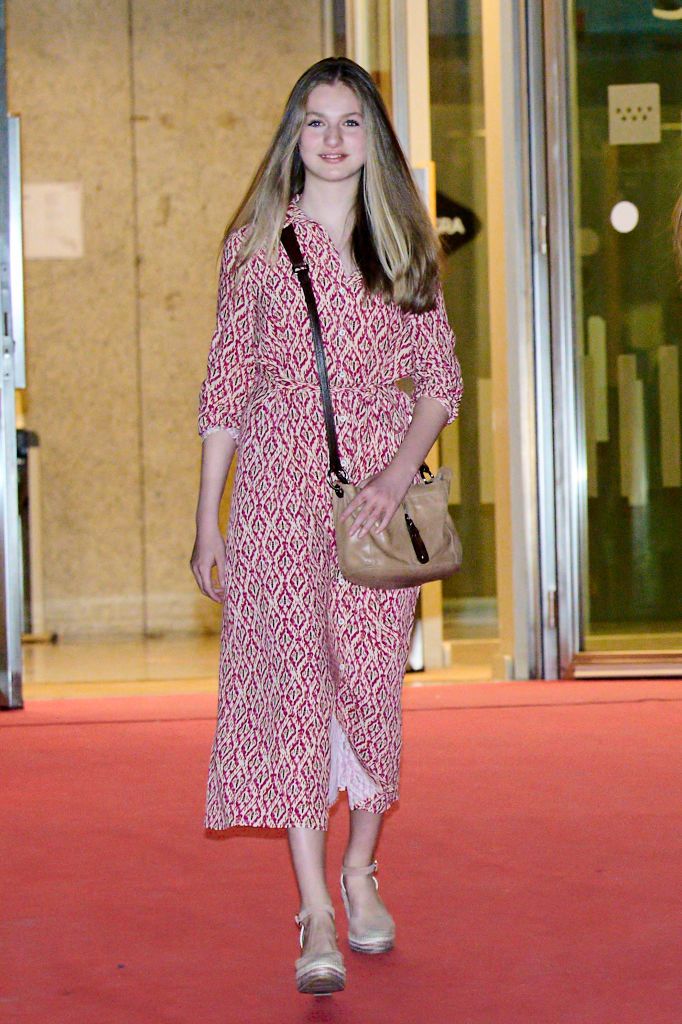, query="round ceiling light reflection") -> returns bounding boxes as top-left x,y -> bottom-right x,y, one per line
610,200 -> 639,233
